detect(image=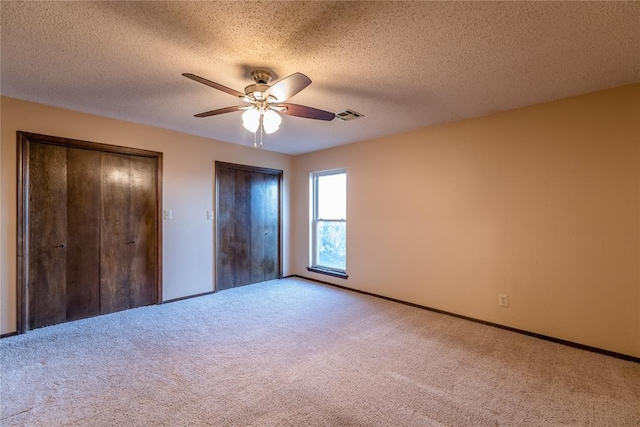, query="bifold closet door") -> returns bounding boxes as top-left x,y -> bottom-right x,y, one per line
100,153 -> 157,314
249,172 -> 278,283
128,155 -> 157,308
28,143 -> 101,328
28,143 -> 68,328
66,147 -> 101,321
27,143 -> 157,329
100,153 -> 132,314
216,163 -> 281,291
216,165 -> 237,291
